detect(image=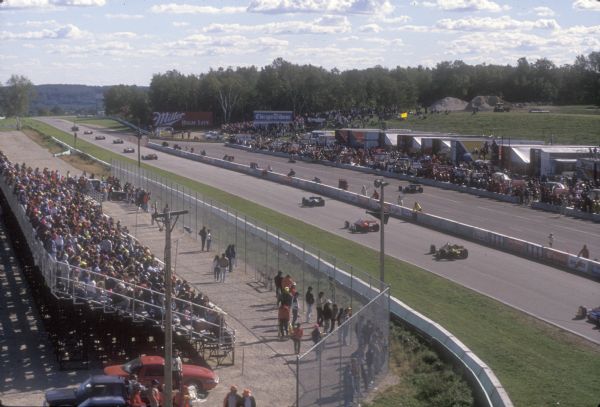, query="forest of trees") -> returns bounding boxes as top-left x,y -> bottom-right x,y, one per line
3,53 -> 599,125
